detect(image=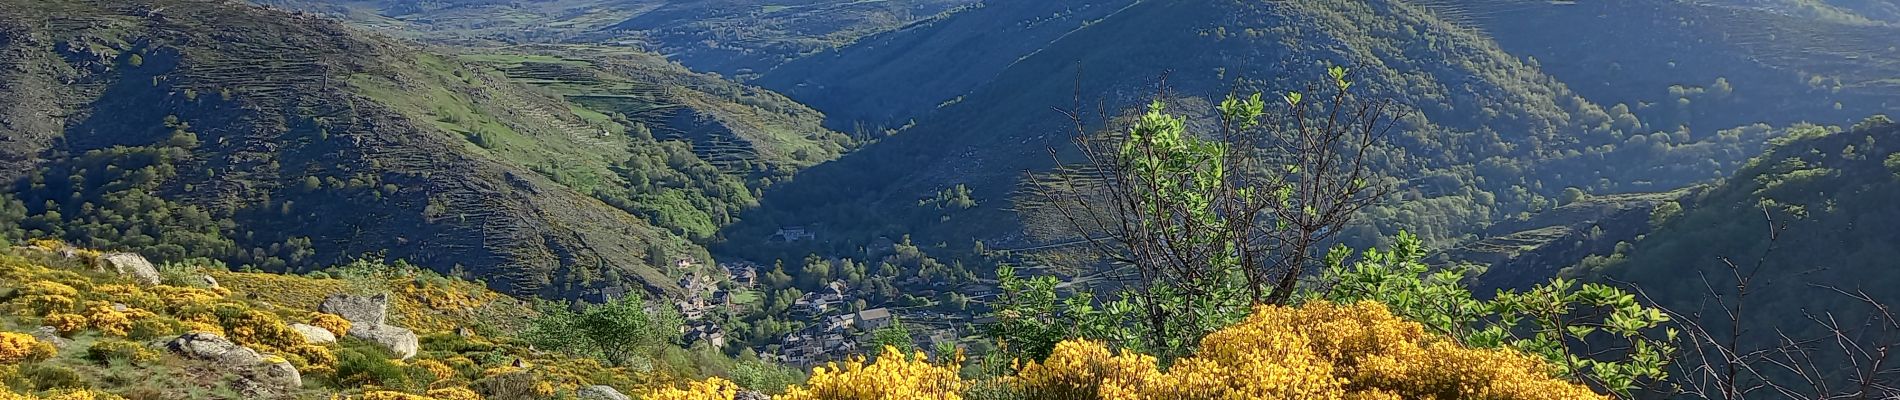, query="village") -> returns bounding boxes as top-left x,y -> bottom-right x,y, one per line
656,255 -> 983,367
